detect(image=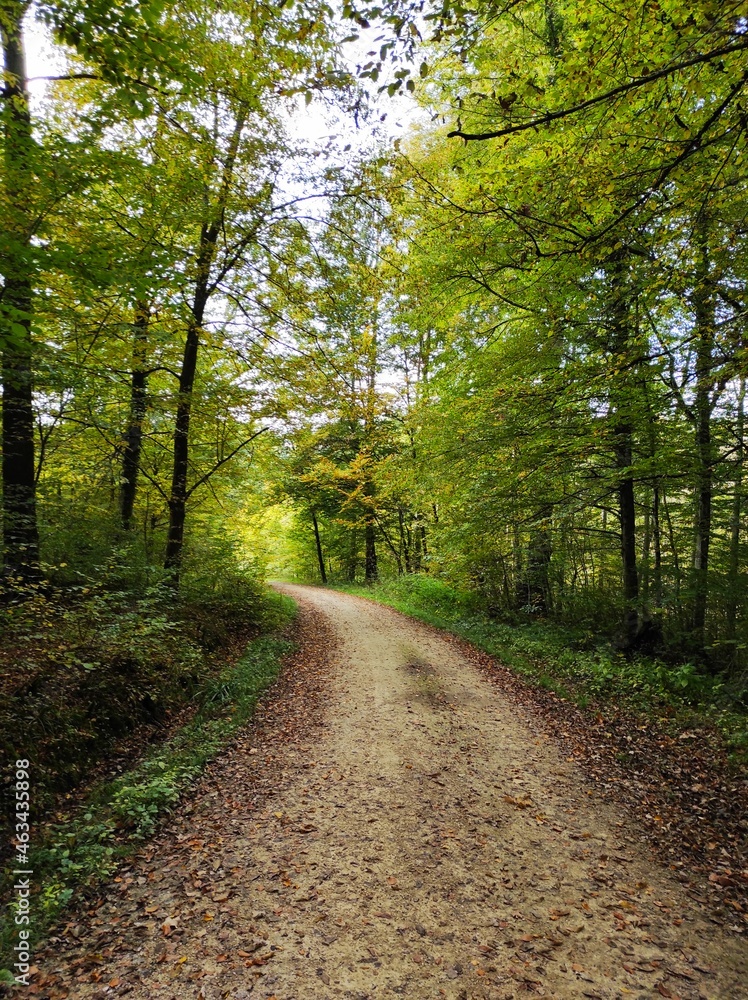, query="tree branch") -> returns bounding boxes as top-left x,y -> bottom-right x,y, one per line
185,428 -> 268,498
447,38 -> 748,141
136,464 -> 170,502
22,73 -> 163,93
